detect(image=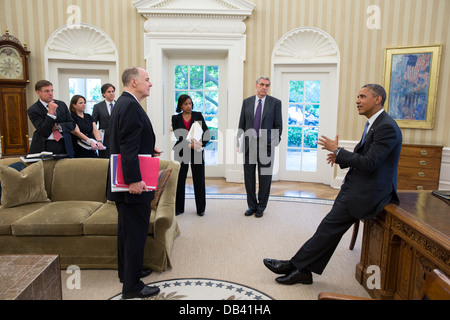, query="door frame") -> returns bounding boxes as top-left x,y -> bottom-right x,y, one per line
272,64 -> 339,185
167,55 -> 228,177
